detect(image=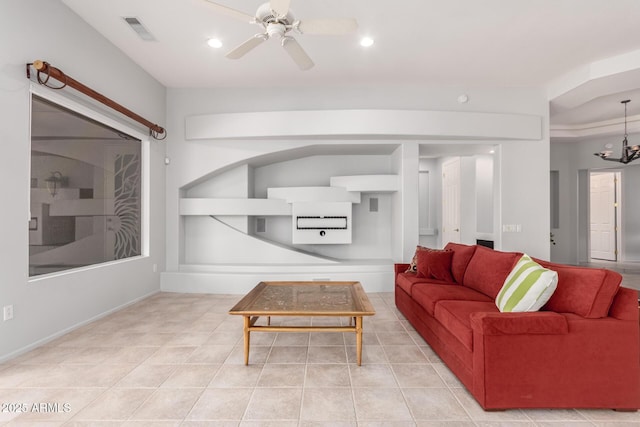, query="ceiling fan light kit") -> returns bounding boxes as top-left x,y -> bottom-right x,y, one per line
204,0 -> 358,70
594,99 -> 640,164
